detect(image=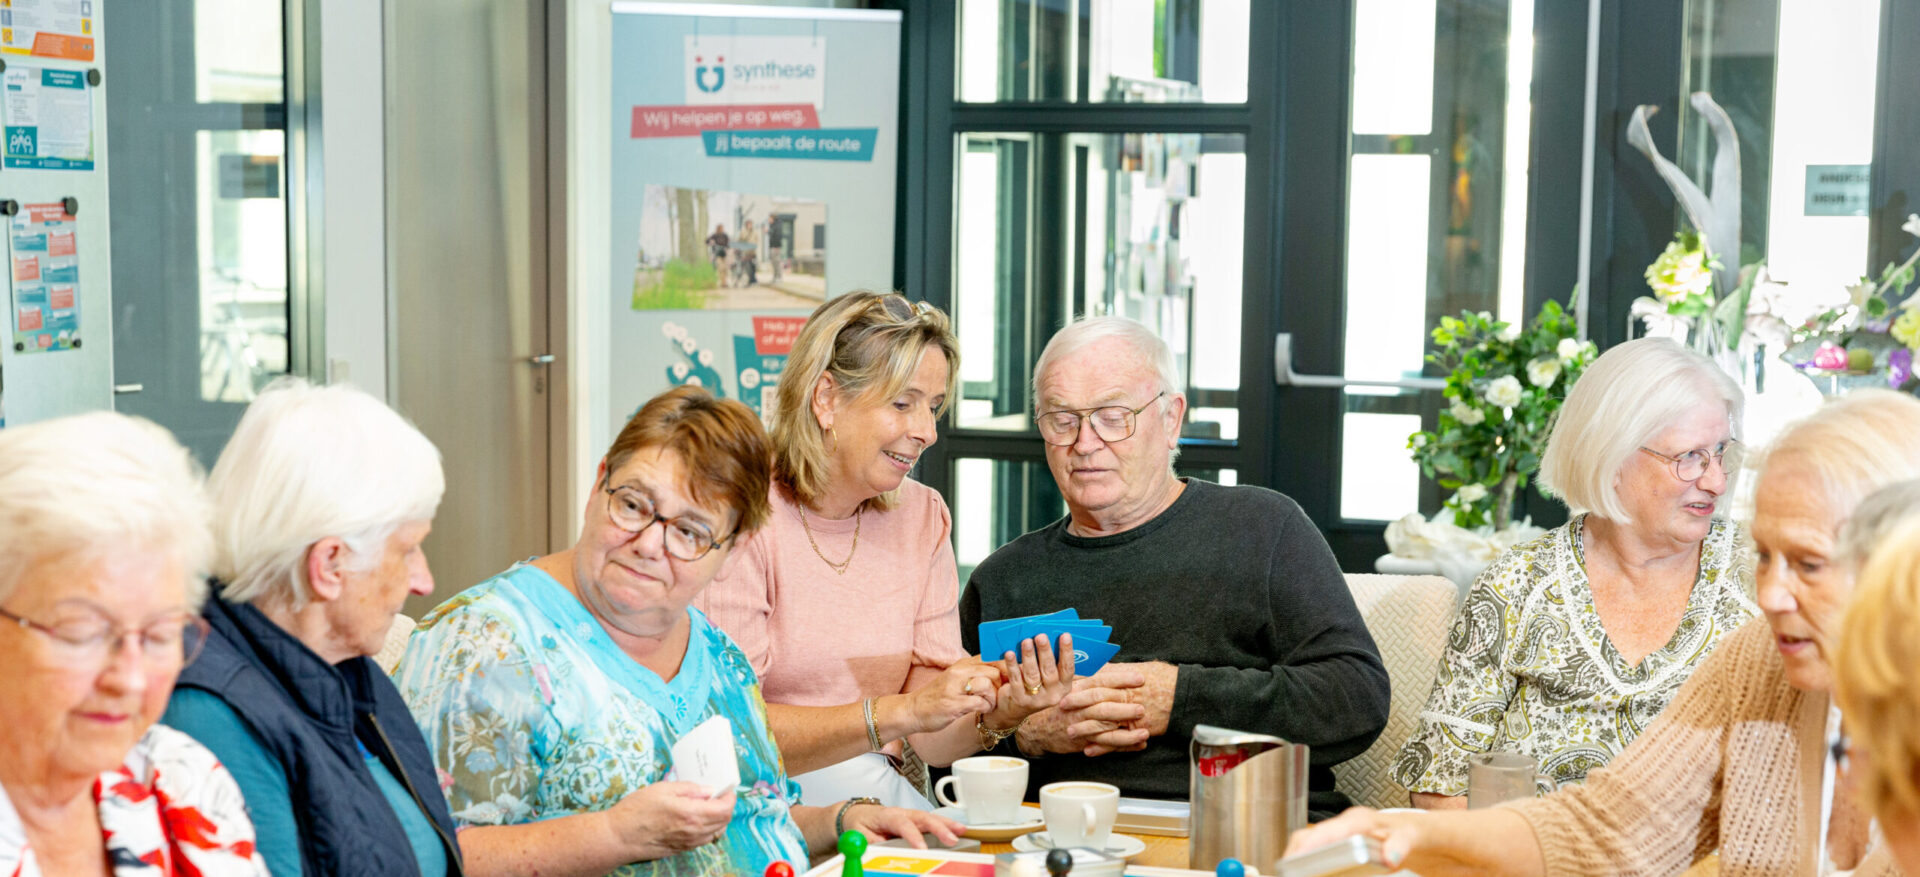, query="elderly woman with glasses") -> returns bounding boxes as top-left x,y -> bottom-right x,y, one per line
0,412 -> 264,874
1395,338 -> 1756,807
397,386 -> 960,877
698,291 -> 1073,811
161,379 -> 460,876
1292,389 -> 1920,876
